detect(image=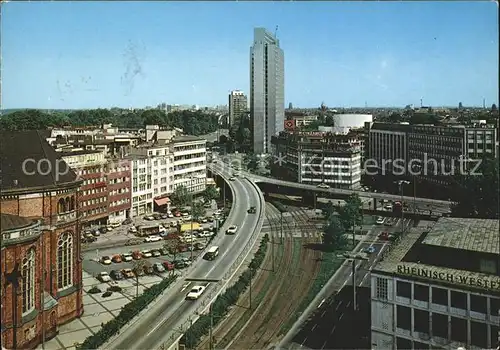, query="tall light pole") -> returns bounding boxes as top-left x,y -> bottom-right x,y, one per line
343,252 -> 368,311
395,180 -> 410,234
